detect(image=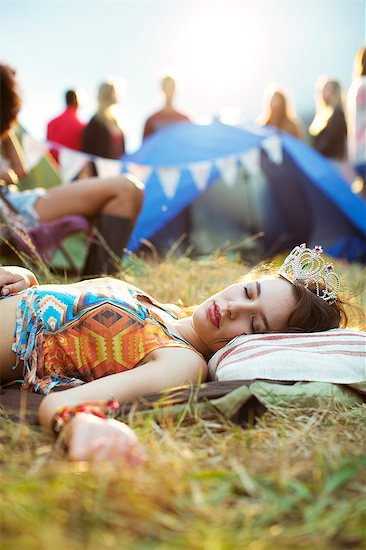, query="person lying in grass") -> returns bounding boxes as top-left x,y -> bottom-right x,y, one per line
0,244 -> 360,463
